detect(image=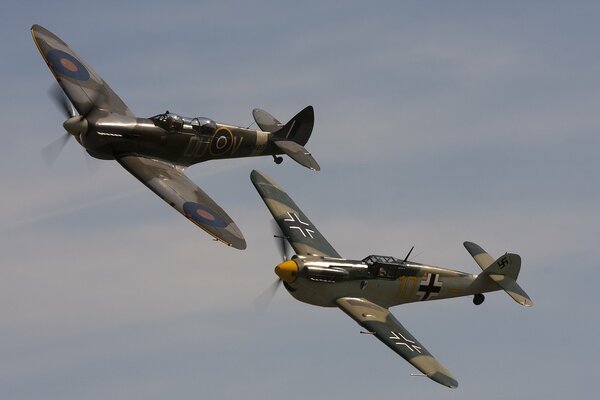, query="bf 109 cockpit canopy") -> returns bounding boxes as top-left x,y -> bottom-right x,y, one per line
362,255 -> 406,265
